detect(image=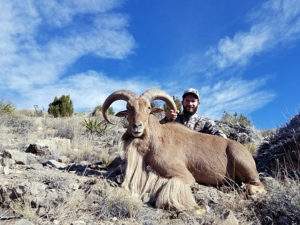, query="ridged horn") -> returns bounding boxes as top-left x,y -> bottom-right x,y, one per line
141,89 -> 177,112
102,90 -> 137,124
